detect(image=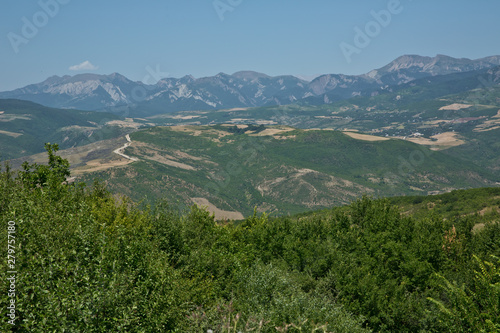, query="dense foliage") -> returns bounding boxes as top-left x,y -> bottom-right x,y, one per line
0,149 -> 499,332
